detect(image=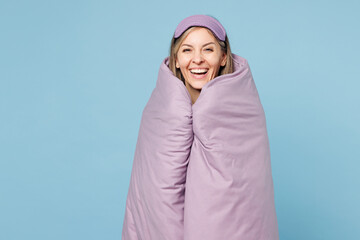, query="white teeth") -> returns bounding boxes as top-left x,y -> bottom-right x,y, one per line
190,69 -> 208,74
